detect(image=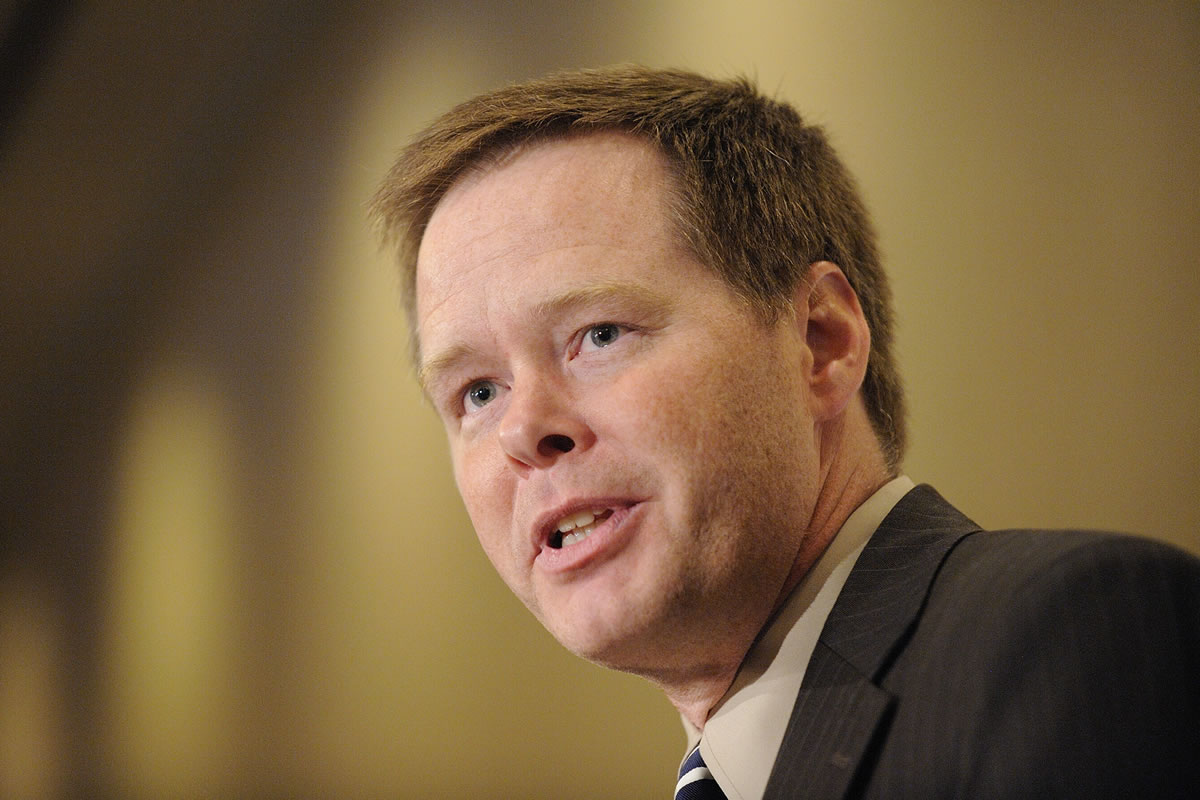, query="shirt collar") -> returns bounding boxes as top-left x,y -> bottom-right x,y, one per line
680,476 -> 916,800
